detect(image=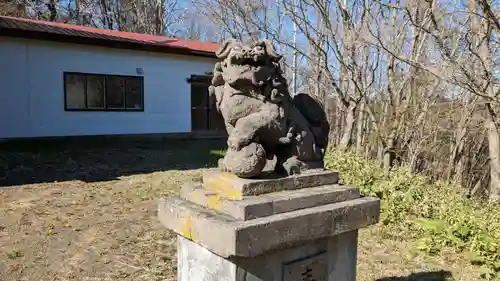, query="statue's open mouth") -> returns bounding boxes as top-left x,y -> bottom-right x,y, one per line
230,55 -> 265,68
224,52 -> 275,87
